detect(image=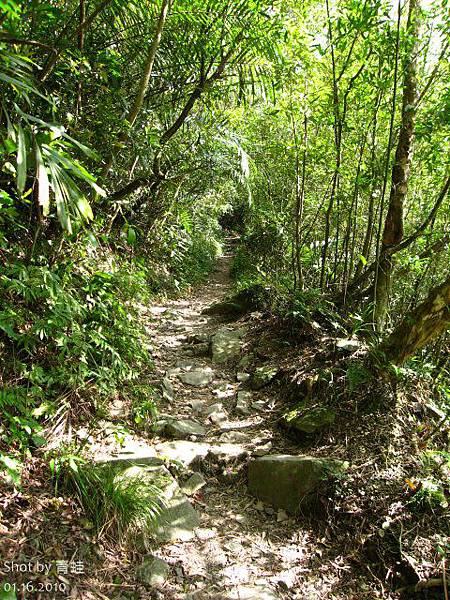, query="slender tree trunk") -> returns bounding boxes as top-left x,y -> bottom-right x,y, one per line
127,0 -> 171,127
320,0 -> 341,290
291,112 -> 307,291
39,0 -> 114,81
343,136 -> 365,303
356,75 -> 382,278
75,0 -> 85,117
373,0 -> 421,331
378,274 -> 450,364
101,0 -> 171,177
